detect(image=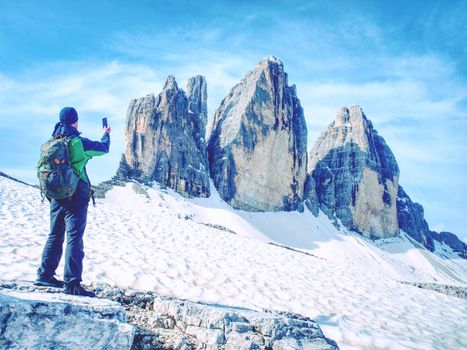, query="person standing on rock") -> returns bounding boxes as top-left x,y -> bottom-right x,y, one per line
35,107 -> 111,297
